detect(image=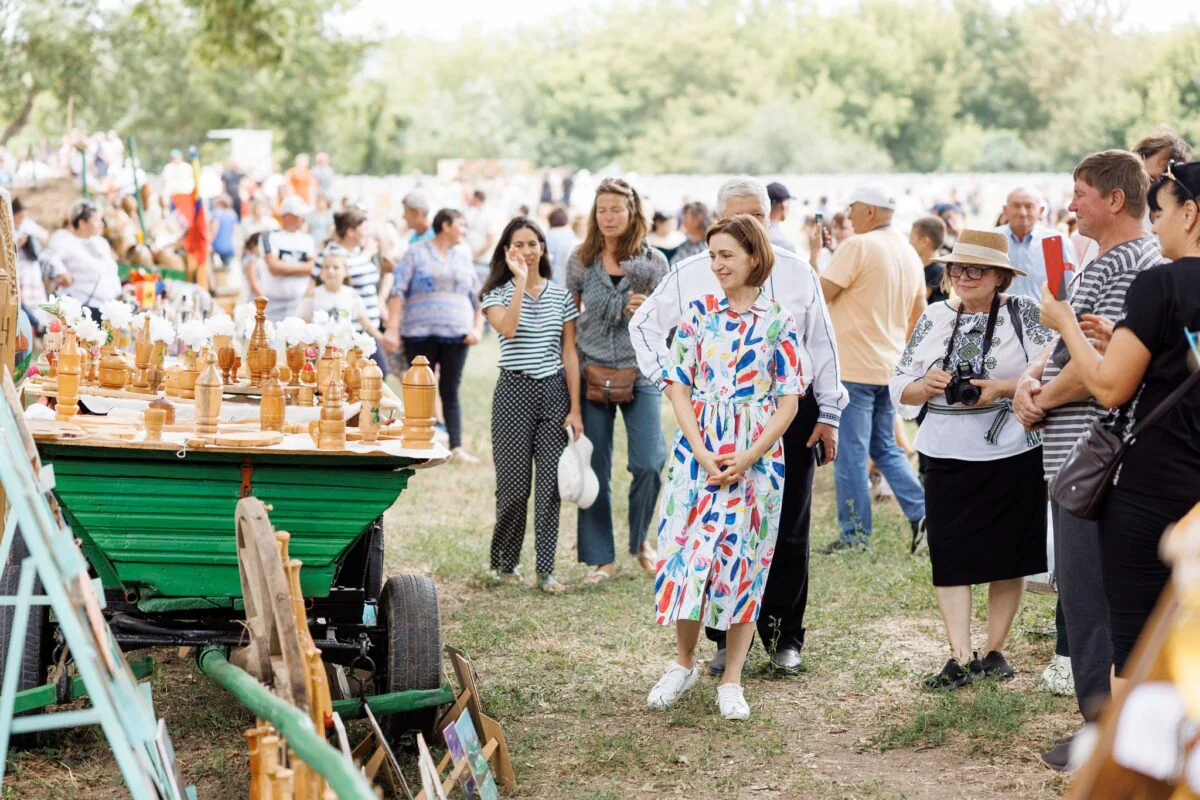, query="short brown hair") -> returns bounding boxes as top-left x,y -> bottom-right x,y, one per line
1072,150 -> 1150,219
940,264 -> 1014,295
705,214 -> 775,287
911,216 -> 946,250
1132,125 -> 1193,164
